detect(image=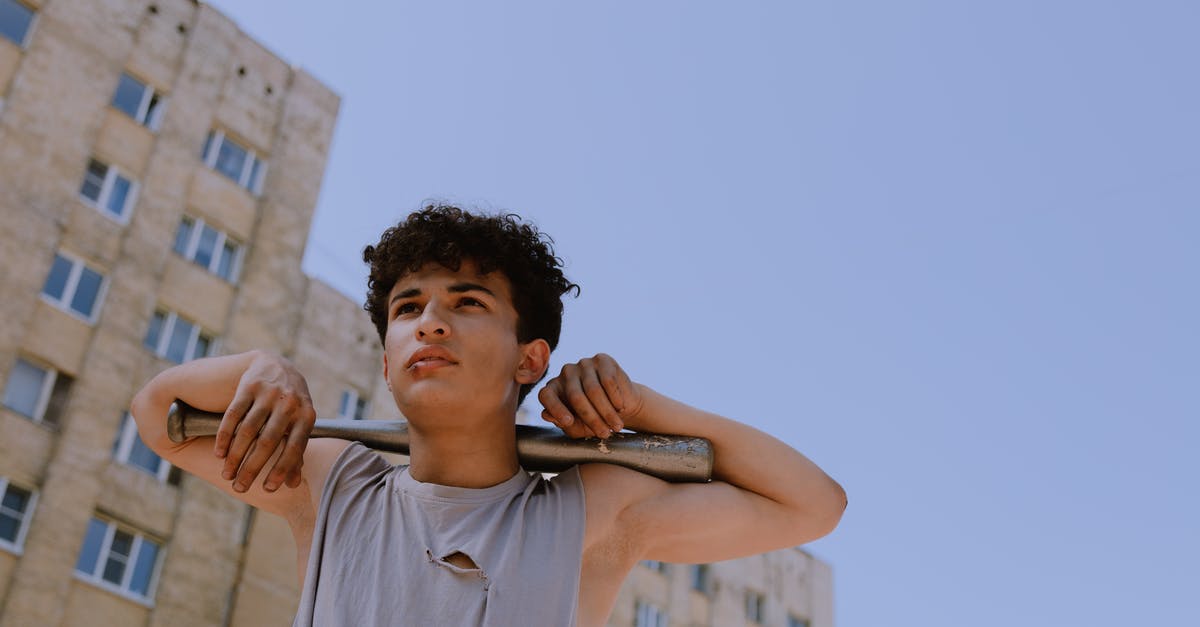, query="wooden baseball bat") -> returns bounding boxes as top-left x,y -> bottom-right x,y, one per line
167,401 -> 713,483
